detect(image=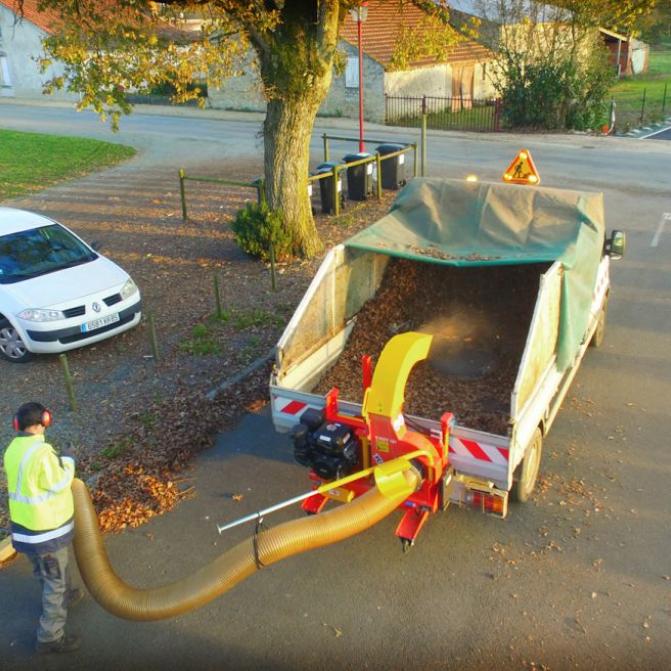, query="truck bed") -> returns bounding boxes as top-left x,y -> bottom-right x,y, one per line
314,259 -> 547,435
